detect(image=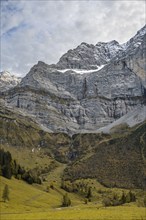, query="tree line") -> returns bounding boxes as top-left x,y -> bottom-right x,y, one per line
0,149 -> 41,184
